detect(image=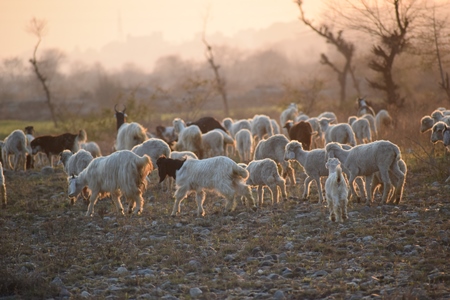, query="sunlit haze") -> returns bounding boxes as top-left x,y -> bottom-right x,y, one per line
0,0 -> 325,70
